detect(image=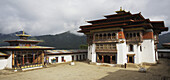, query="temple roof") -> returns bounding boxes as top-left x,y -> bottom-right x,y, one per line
46,50 -> 87,55
78,8 -> 168,34
157,49 -> 170,53
0,52 -> 9,57
16,30 -> 31,37
1,30 -> 54,50
162,43 -> 170,48
0,46 -> 54,50
5,39 -> 43,43
5,30 -> 43,43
